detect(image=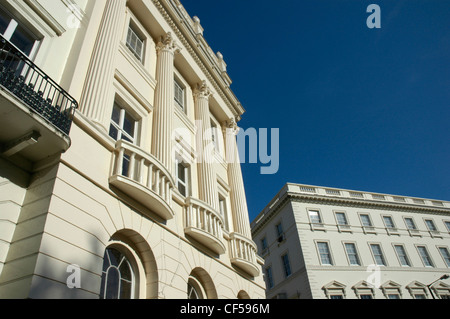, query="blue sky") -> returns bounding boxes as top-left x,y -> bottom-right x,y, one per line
181,0 -> 450,222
